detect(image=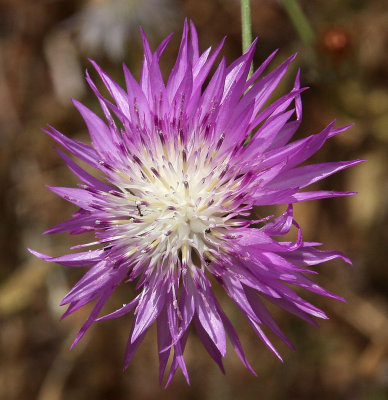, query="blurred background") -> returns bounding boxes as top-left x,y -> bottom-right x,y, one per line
0,0 -> 387,399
